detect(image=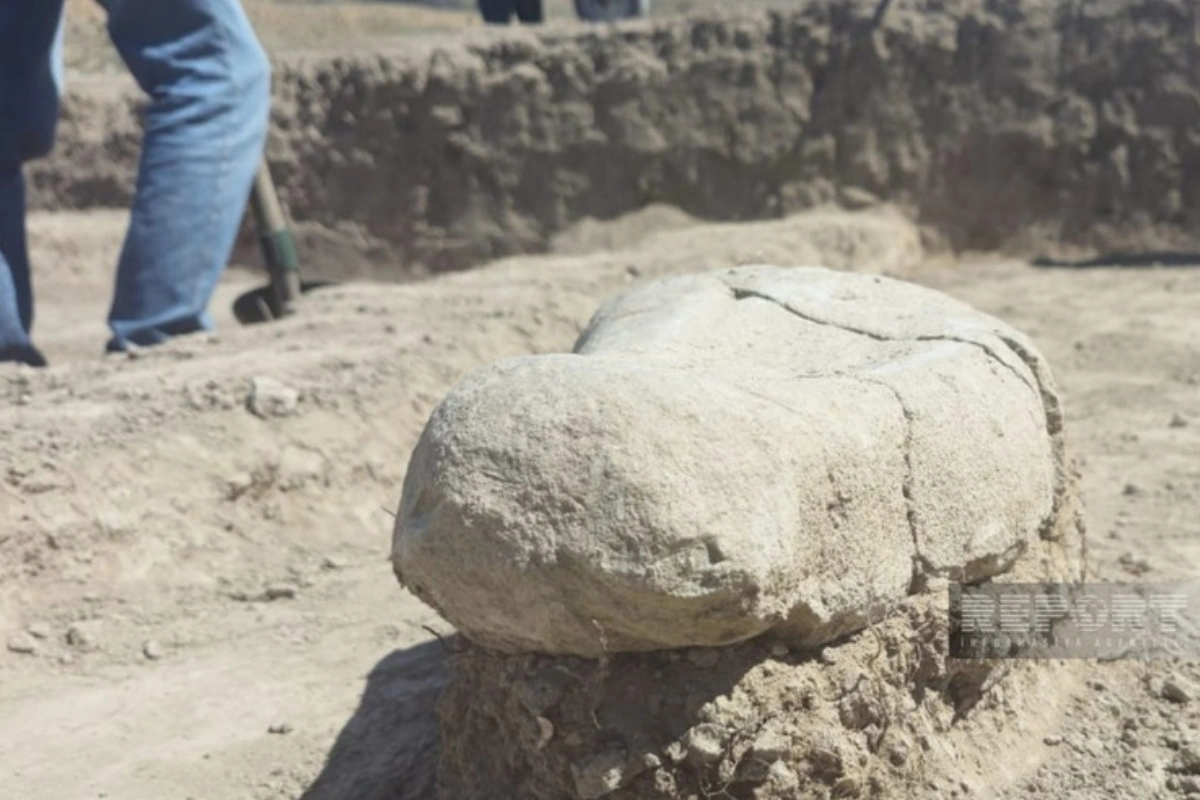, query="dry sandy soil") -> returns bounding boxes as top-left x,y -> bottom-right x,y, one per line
4,2 -> 1200,799
2,204 -> 1198,800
